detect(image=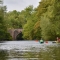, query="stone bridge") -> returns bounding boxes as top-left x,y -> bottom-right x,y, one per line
8,29 -> 23,40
